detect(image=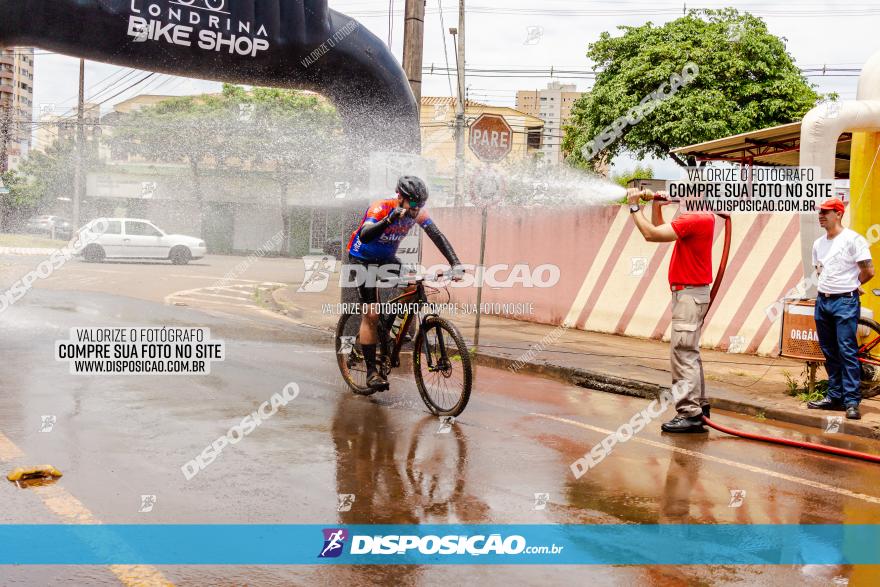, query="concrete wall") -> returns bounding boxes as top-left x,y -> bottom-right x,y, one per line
233,204 -> 284,253
423,206 -> 810,356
